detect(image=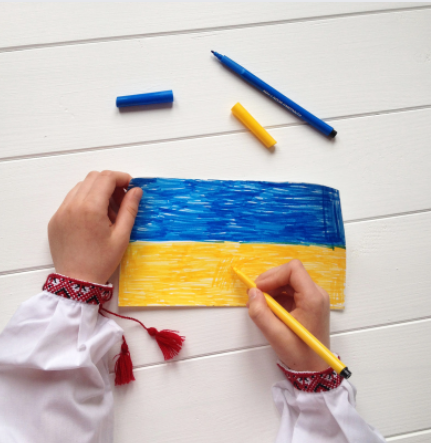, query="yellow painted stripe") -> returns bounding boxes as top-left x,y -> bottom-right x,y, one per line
119,242 -> 346,308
